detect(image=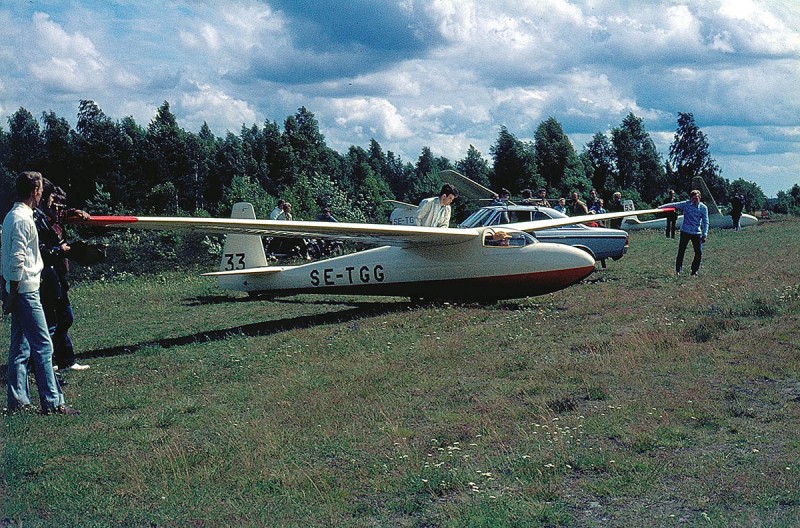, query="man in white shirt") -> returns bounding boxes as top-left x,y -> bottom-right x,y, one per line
268,199 -> 285,220
415,183 -> 459,228
3,171 -> 78,415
